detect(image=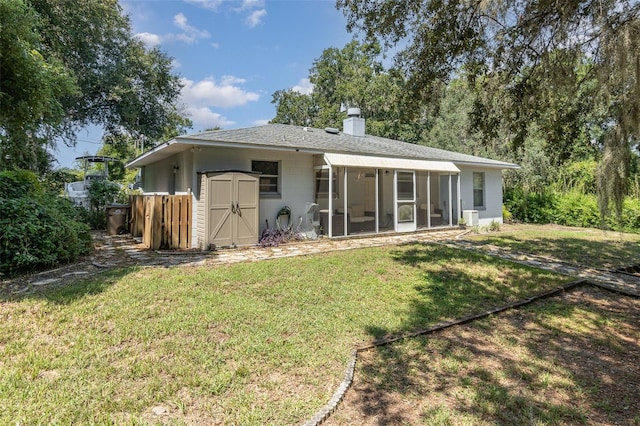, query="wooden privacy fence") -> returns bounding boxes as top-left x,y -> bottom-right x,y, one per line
129,195 -> 192,250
